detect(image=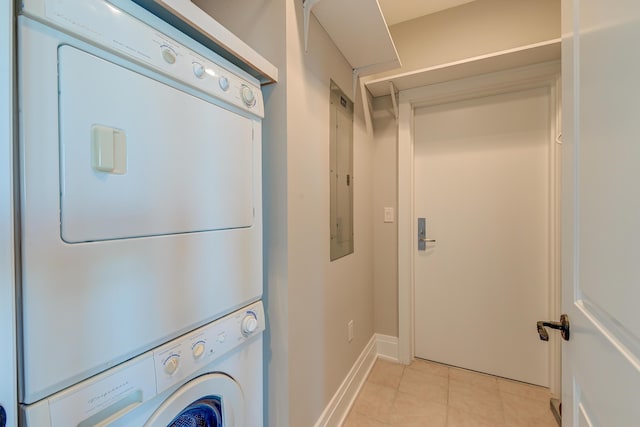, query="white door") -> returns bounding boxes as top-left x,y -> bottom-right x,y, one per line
413,87 -> 552,386
561,0 -> 640,424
